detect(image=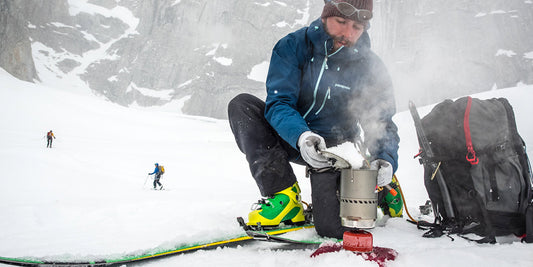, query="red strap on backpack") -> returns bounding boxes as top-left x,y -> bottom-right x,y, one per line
464,96 -> 479,165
